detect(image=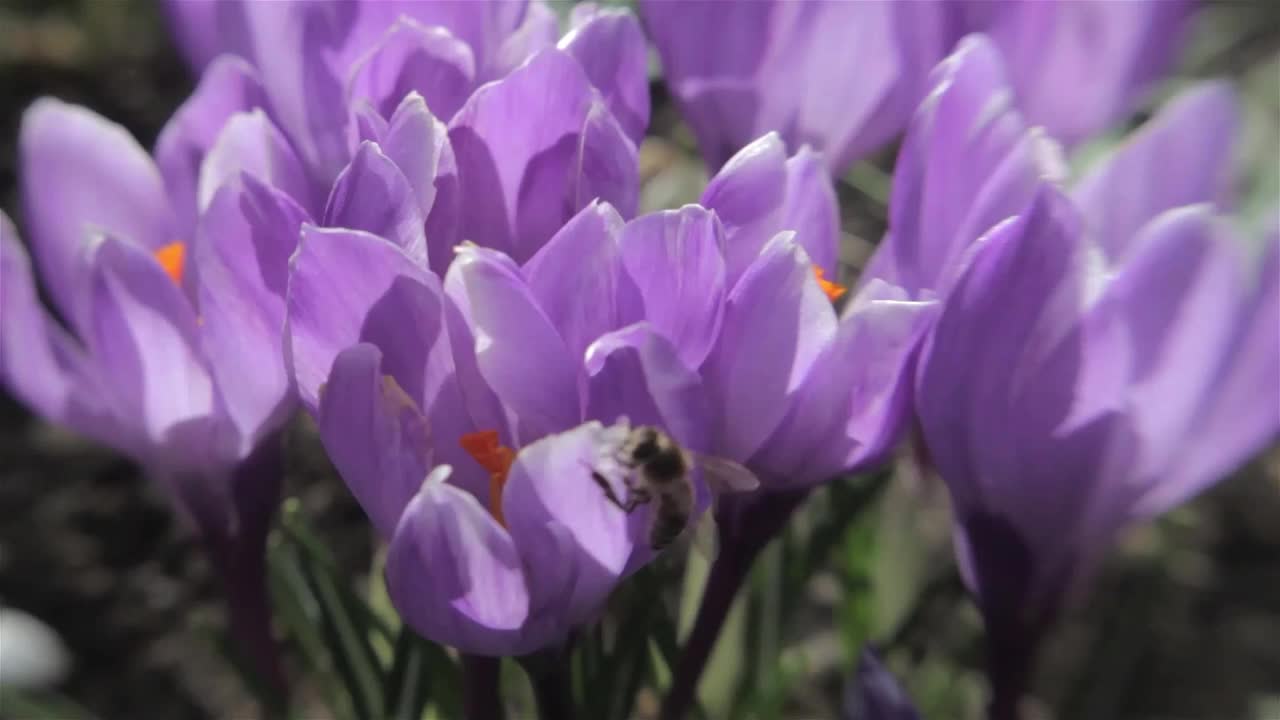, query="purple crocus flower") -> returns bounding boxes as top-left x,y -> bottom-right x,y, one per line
843,649 -> 921,720
651,135 -> 937,720
287,201 -> 745,656
1,98 -> 311,688
164,0 -> 648,267
642,0 -> 1192,174
640,0 -> 951,174
869,36 -> 1278,717
954,0 -> 1194,147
